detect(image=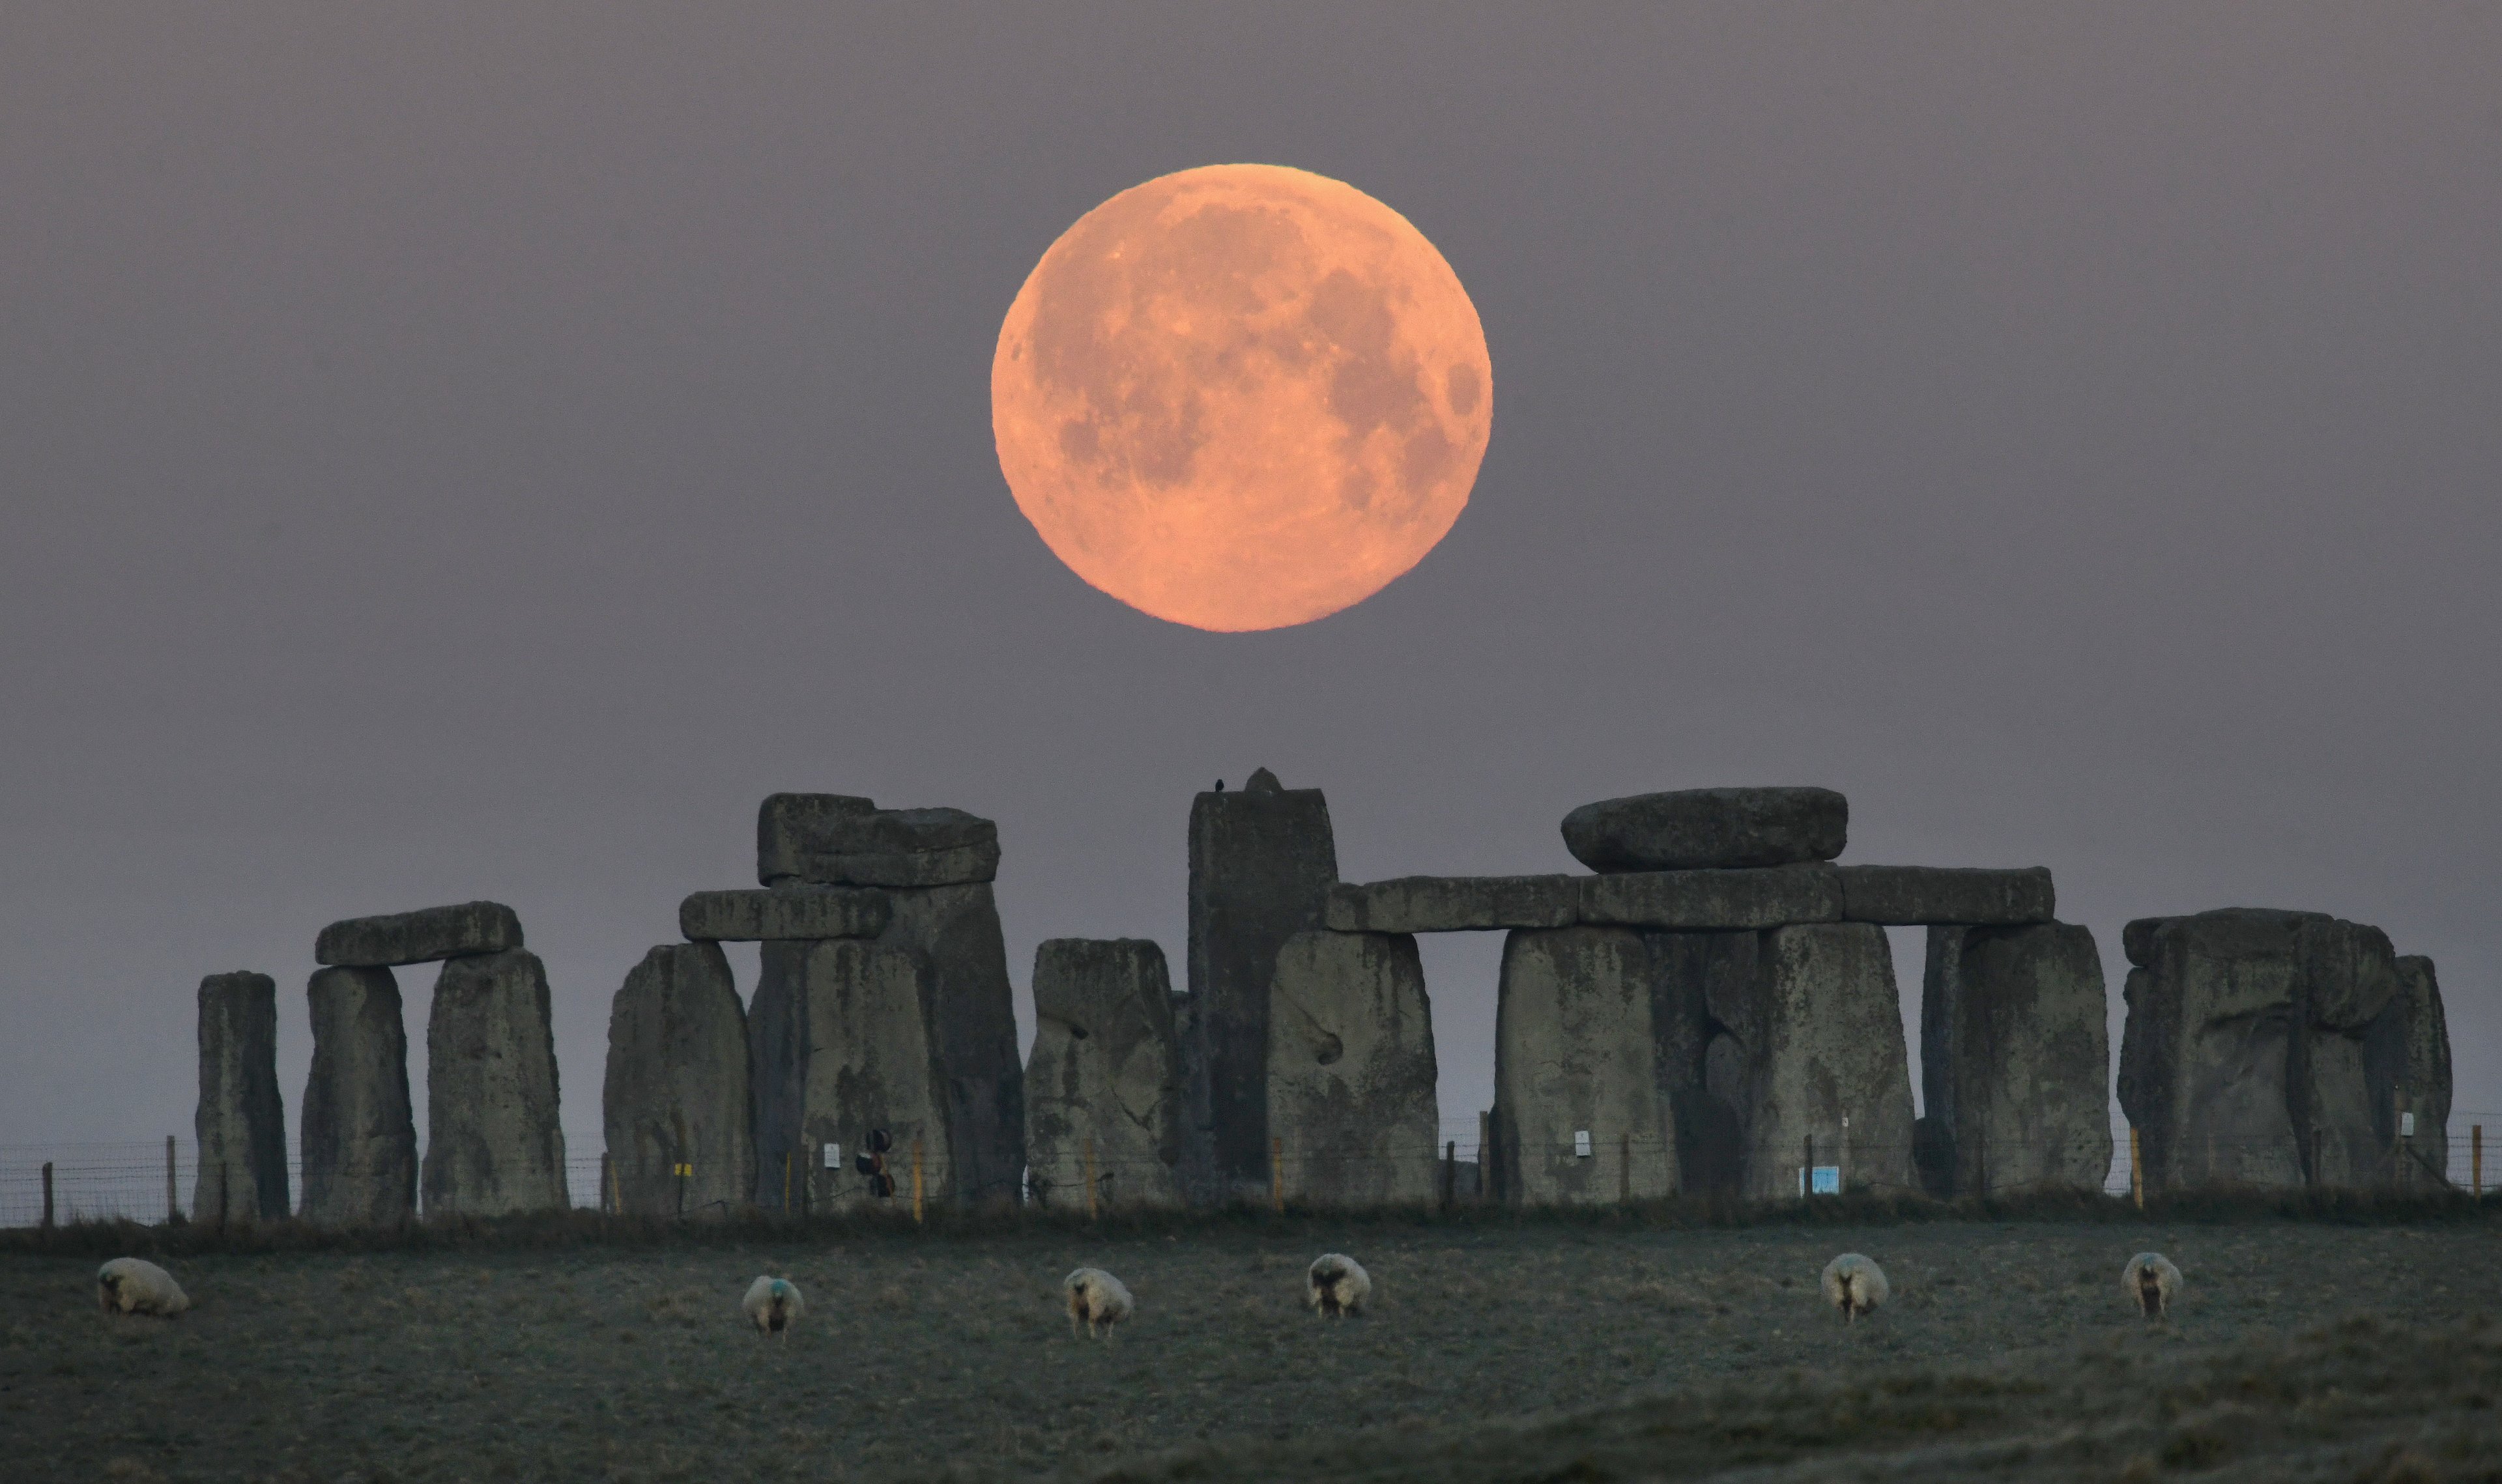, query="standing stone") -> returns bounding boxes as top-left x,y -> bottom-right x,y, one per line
1492,928 -> 1678,1205
1024,939 -> 1185,1210
749,939 -> 949,1213
1732,925 -> 1917,1199
876,883 -> 1024,1206
194,972 -> 289,1222
315,901 -> 523,967
422,949 -> 568,1217
1561,787 -> 1848,873
2118,908 -> 2399,1192
1267,931 -> 1441,1207
2366,956 -> 2452,1187
1185,767 -> 1339,1200
1643,931 -> 1756,1195
1918,922 -> 2111,1197
300,967 -> 416,1227
602,943 -> 753,1217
